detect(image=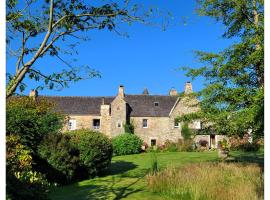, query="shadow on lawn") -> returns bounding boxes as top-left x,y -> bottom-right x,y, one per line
61,161 -> 144,200
65,174 -> 144,200
102,160 -> 138,176
226,151 -> 264,169
84,176 -> 144,200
